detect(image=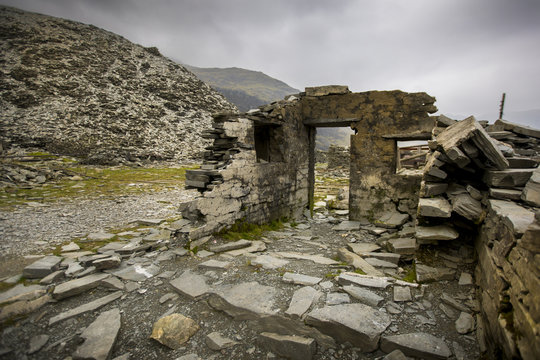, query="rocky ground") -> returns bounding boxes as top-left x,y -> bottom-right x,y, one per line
0,168 -> 482,360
